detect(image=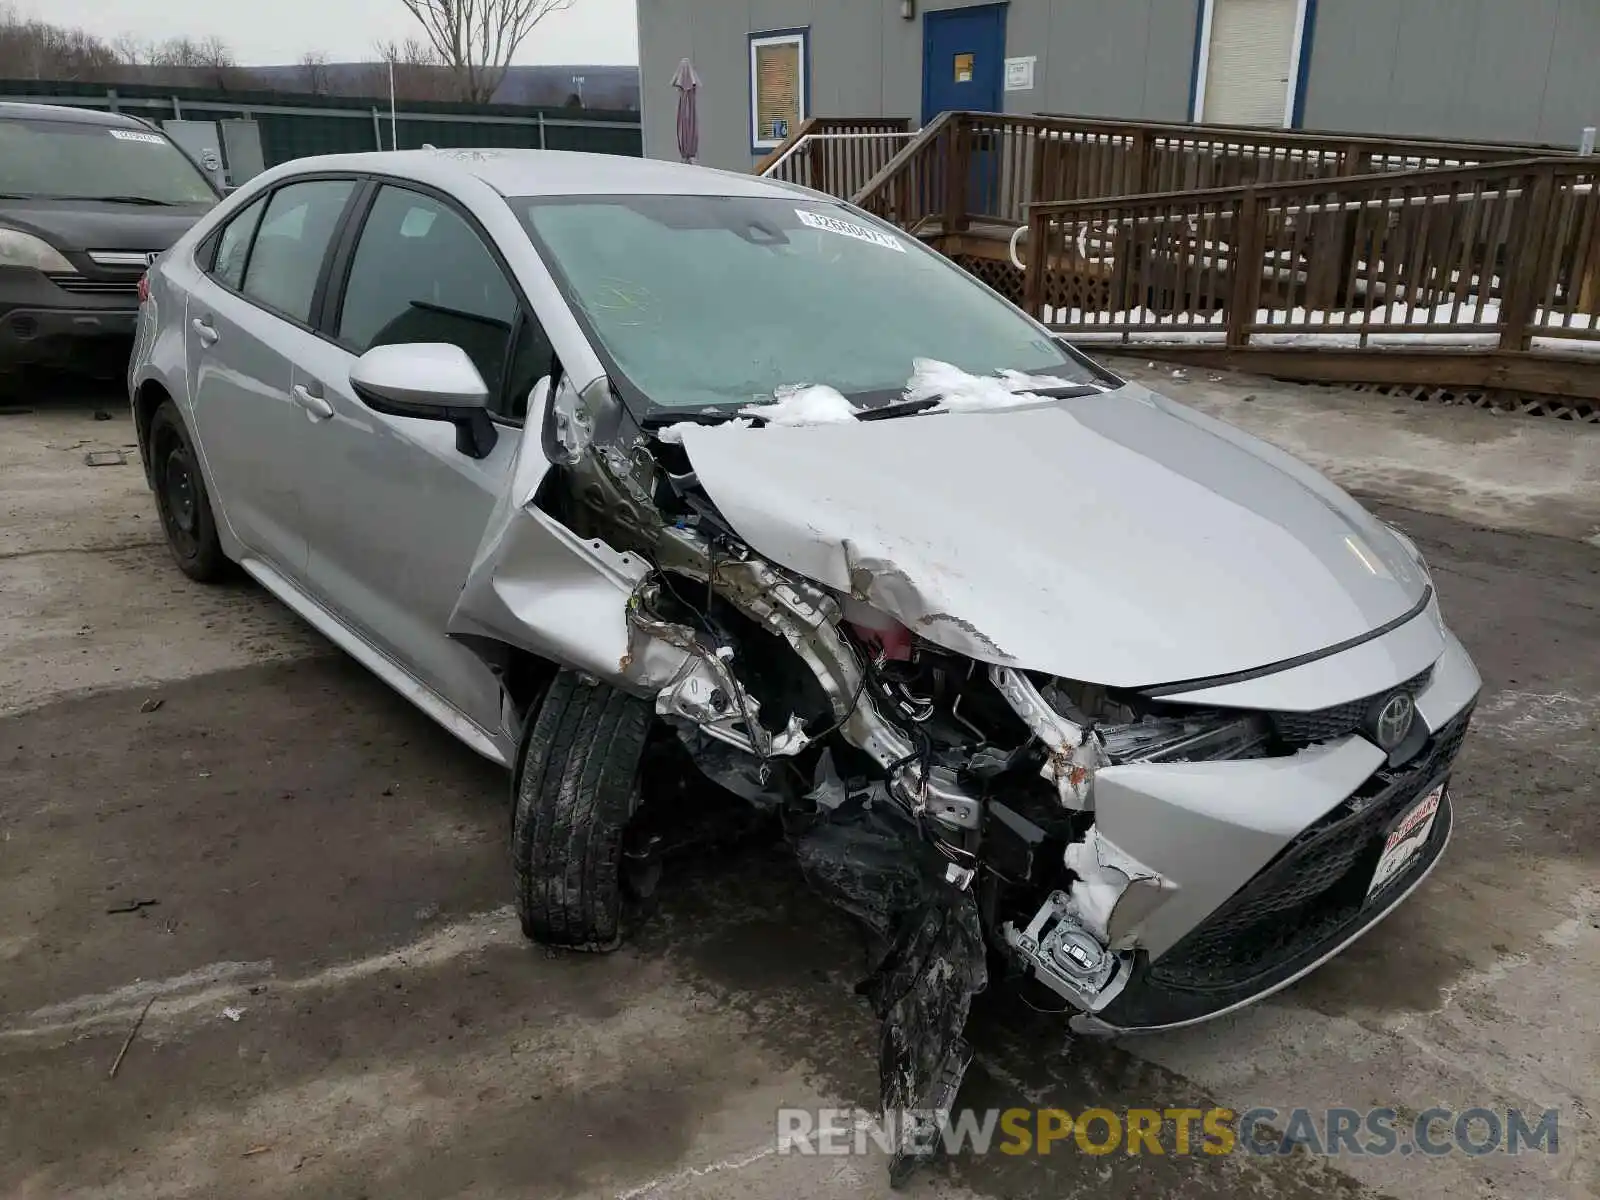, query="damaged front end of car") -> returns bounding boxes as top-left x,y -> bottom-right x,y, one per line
444,366 -> 1478,1186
